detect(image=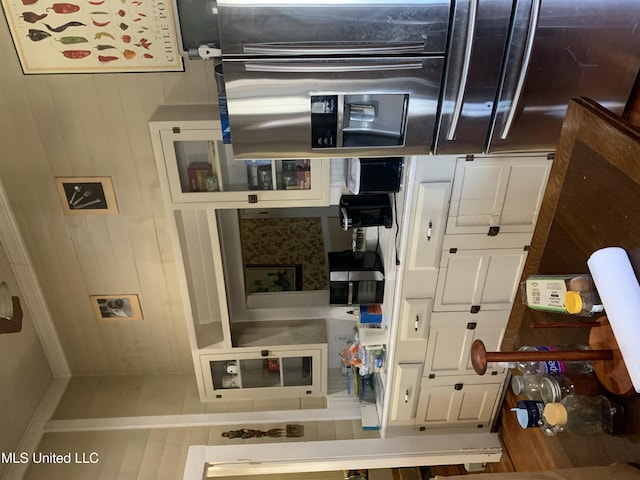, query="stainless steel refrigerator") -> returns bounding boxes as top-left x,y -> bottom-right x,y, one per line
215,0 -> 451,160
435,0 -> 640,154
